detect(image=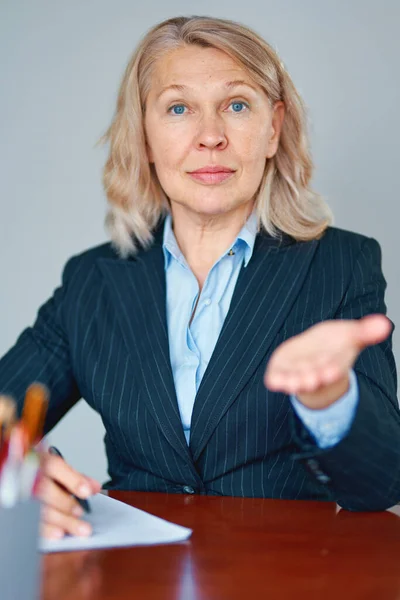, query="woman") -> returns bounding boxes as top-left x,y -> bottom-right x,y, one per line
1,16 -> 399,540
